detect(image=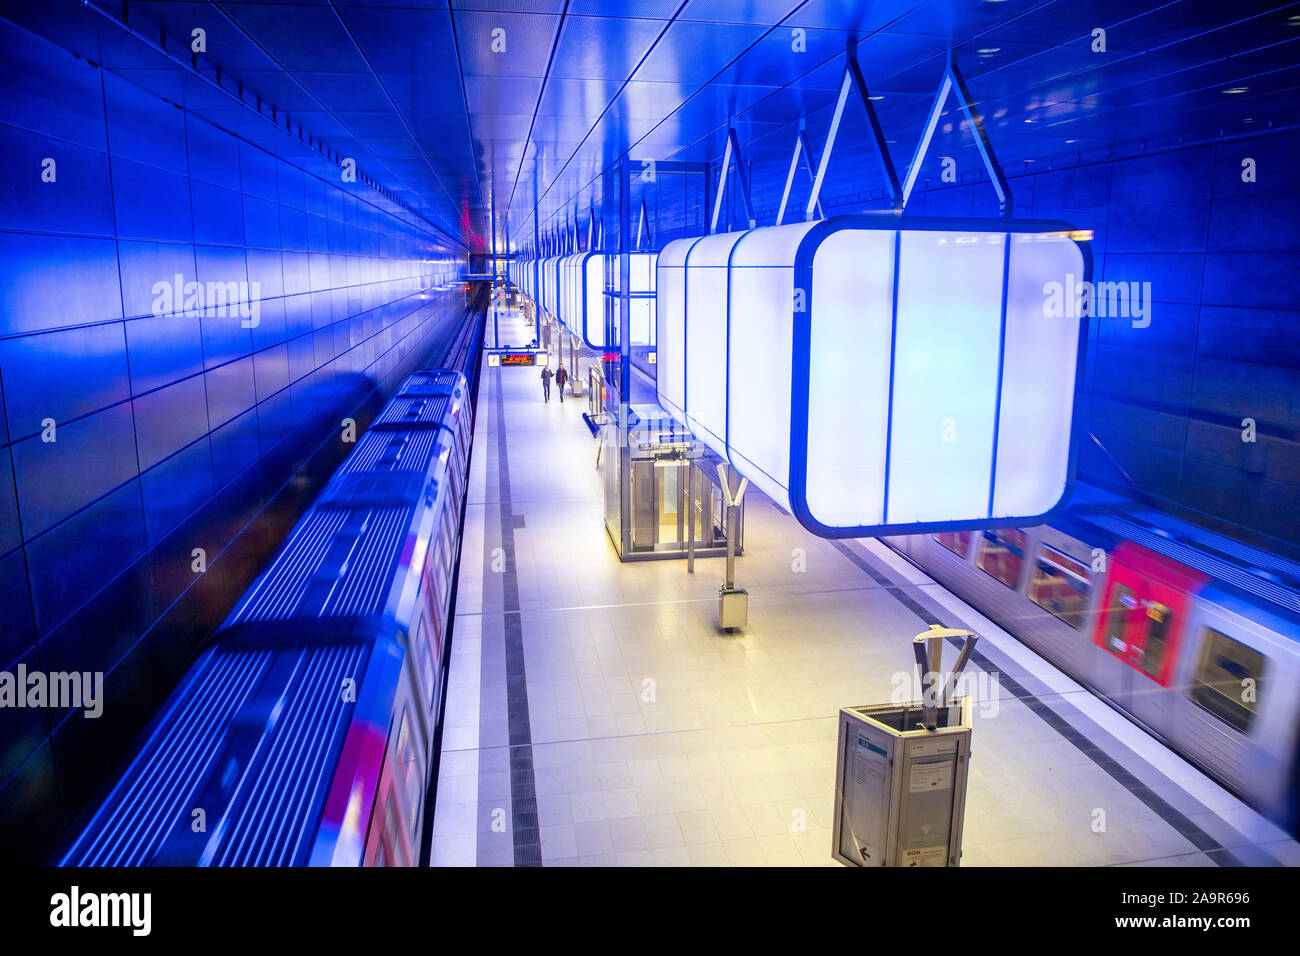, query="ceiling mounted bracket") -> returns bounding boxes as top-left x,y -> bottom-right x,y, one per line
710,121 -> 756,234
807,38 -> 903,220
776,117 -> 823,225
902,53 -> 1012,216
636,198 -> 652,250
587,204 -> 602,251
